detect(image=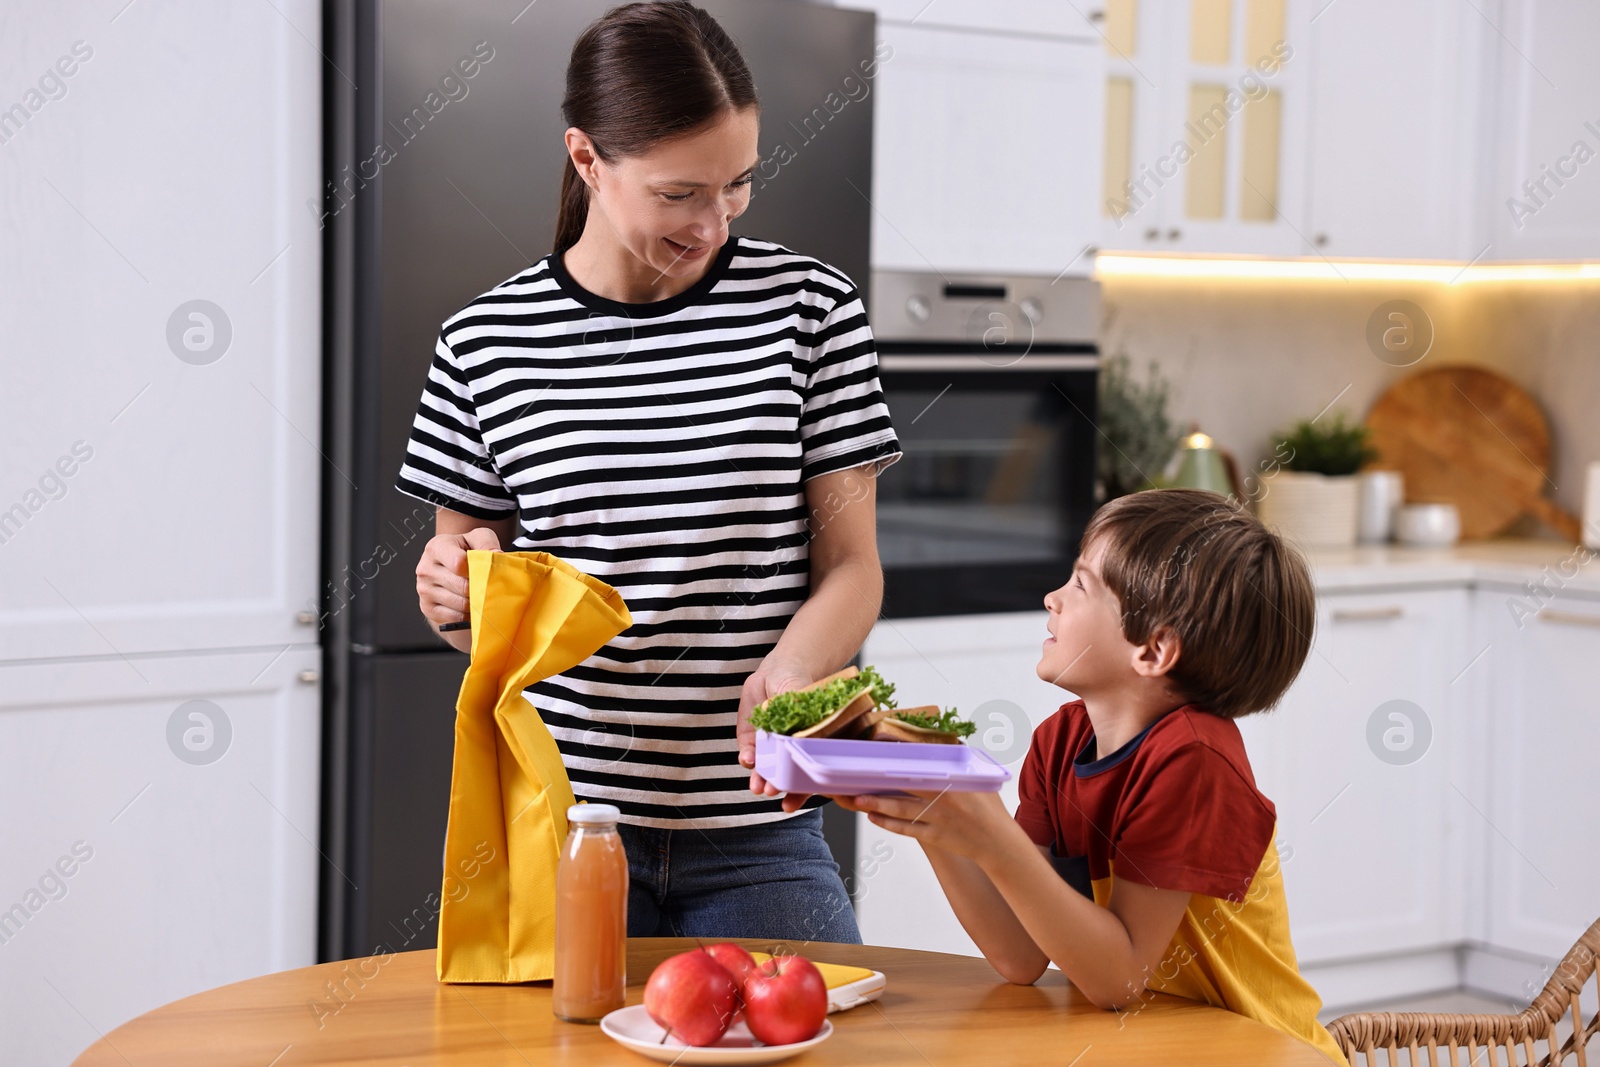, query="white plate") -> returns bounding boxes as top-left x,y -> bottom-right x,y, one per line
599,1004 -> 833,1064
